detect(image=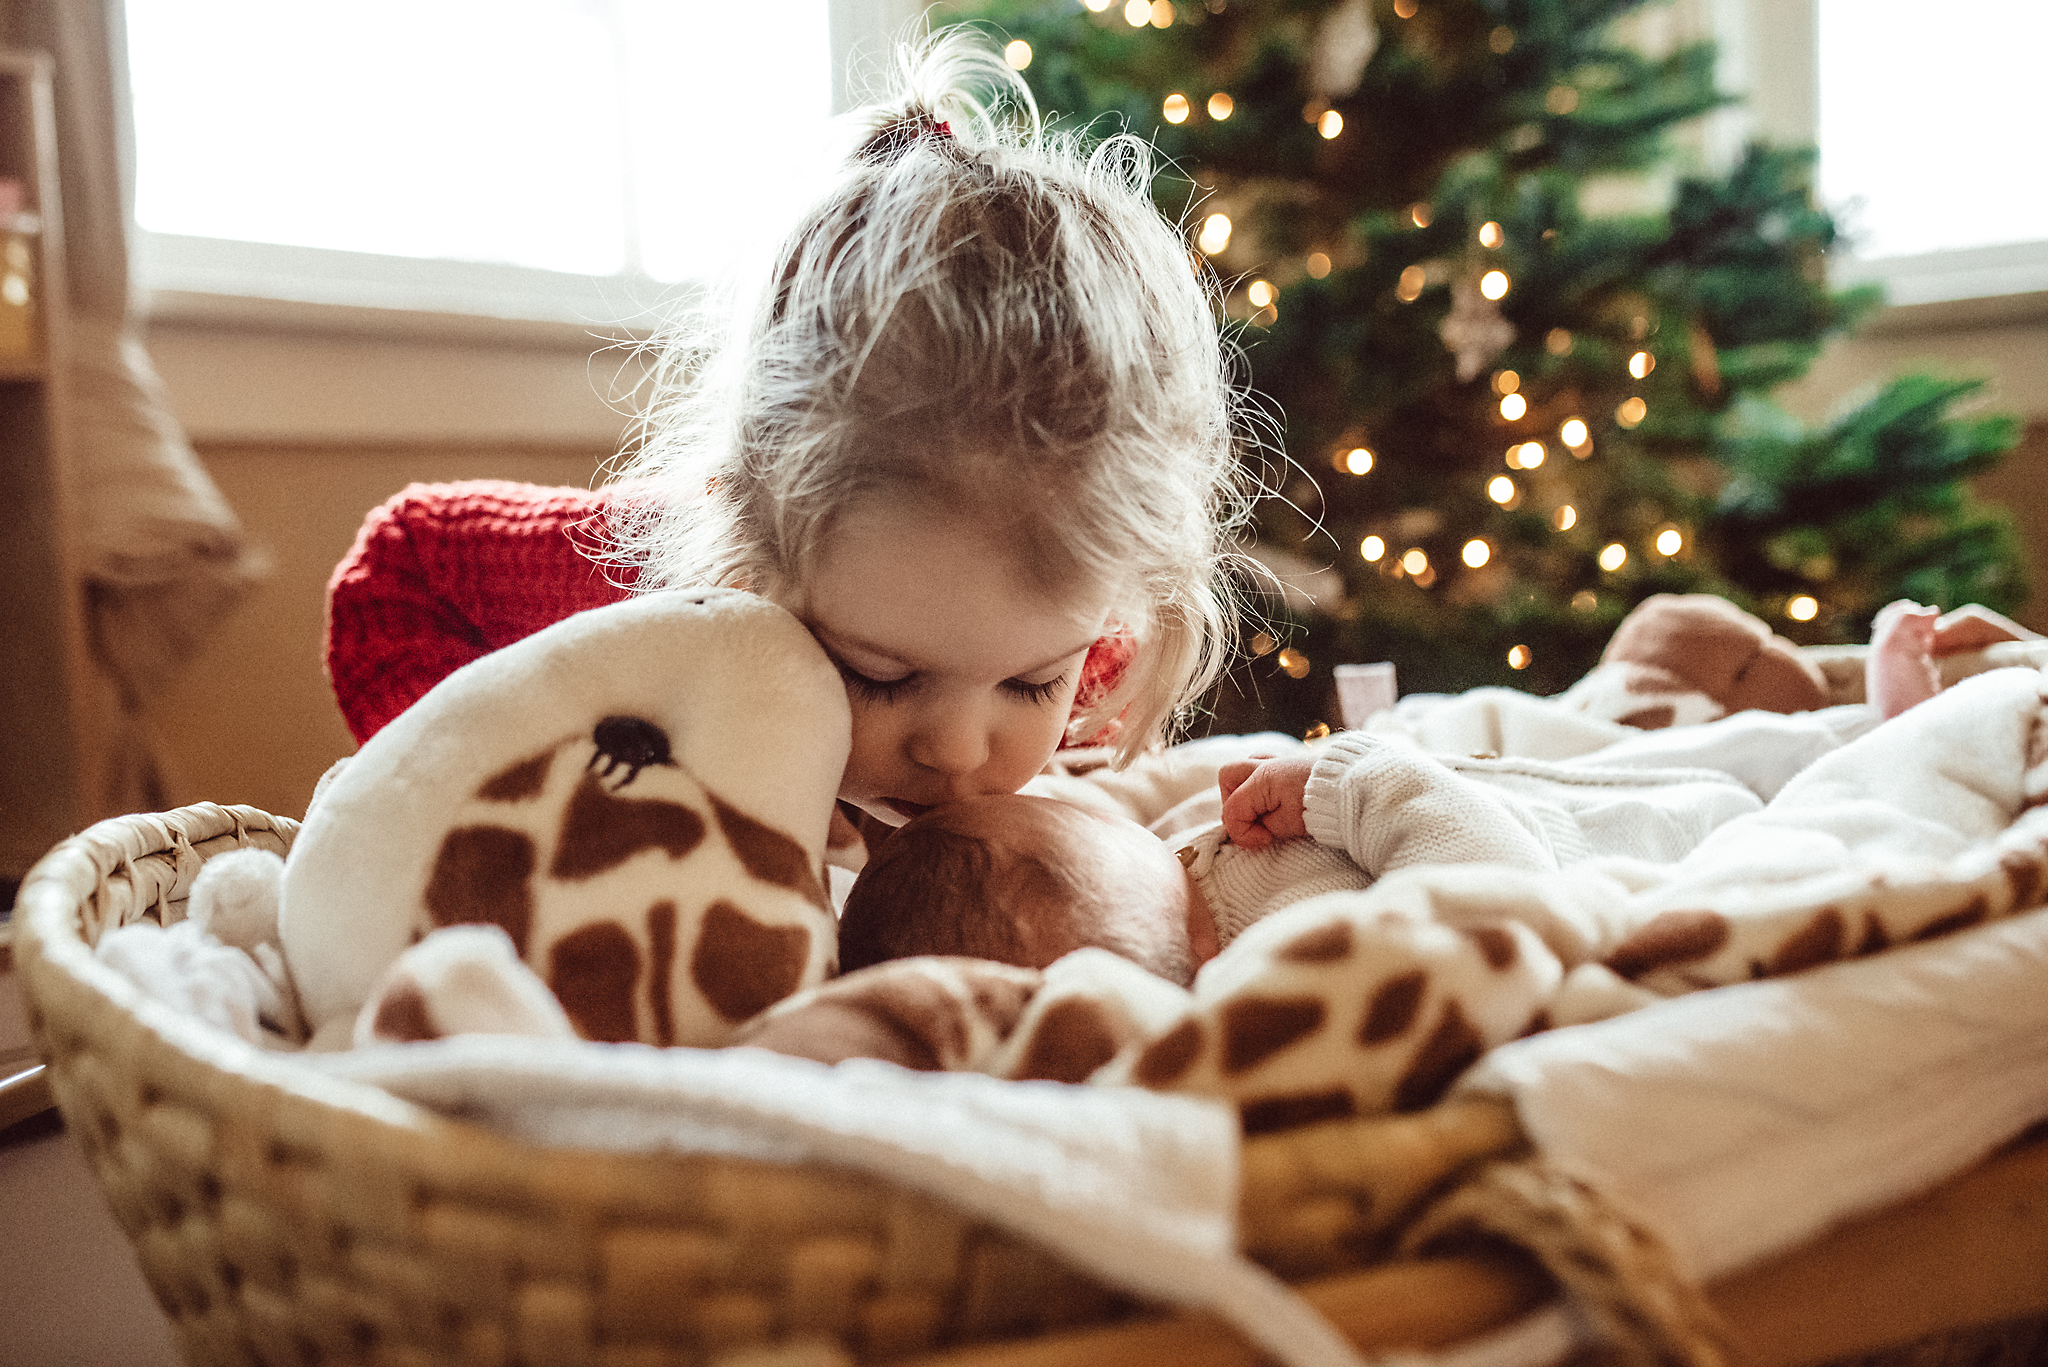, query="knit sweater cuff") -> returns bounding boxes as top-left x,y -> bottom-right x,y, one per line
1302,731 -> 1384,849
